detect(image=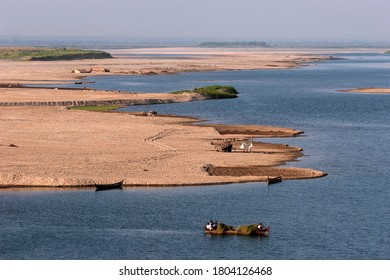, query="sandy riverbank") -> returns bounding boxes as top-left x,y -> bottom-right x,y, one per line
0,47 -> 328,187
0,47 -> 331,84
339,88 -> 390,94
0,106 -> 326,187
